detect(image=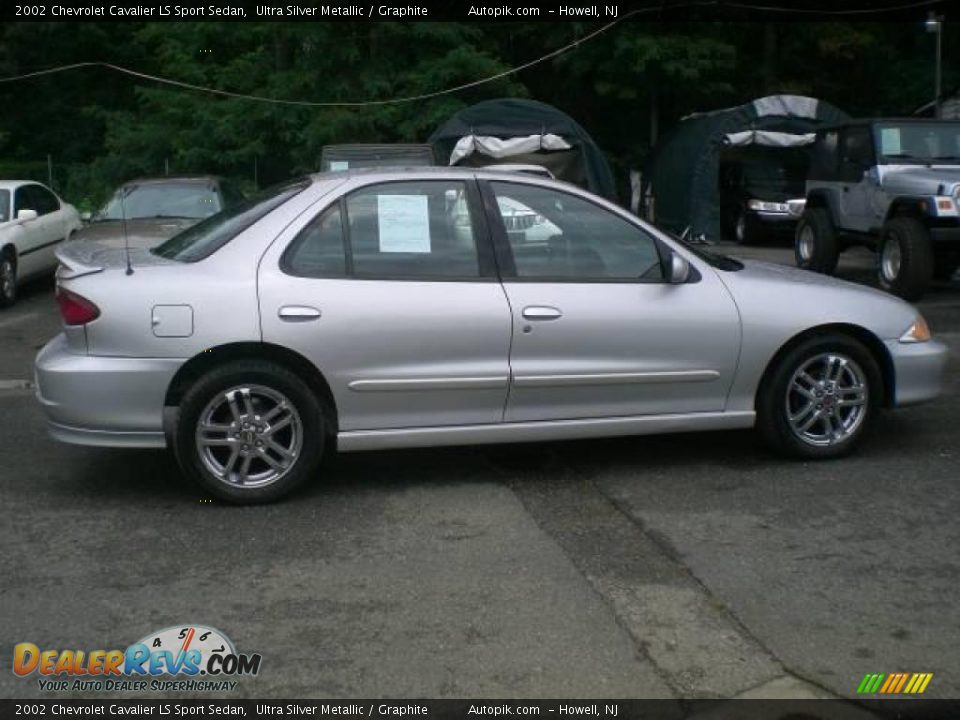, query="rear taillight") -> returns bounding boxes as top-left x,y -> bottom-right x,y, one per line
56,287 -> 100,326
